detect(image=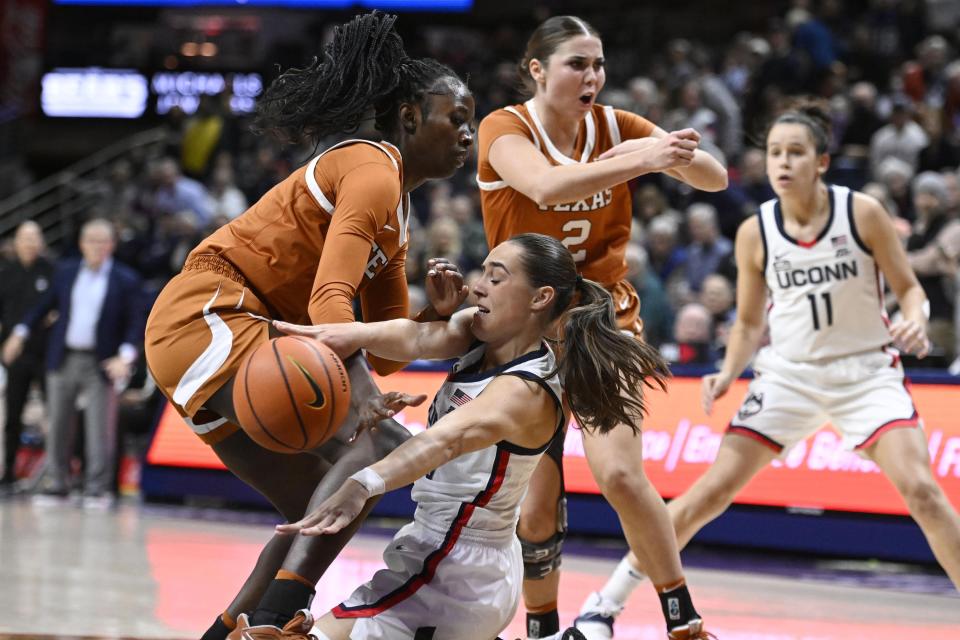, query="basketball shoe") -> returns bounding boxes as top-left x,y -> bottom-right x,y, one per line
667,619 -> 717,639
238,609 -> 316,640
572,591 -> 622,639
